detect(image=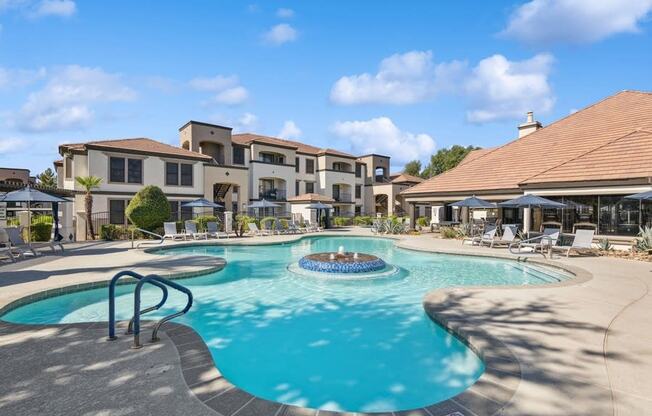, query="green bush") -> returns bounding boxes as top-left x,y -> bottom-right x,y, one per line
416,217 -> 429,227
353,216 -> 373,226
100,224 -> 125,241
279,218 -> 289,229
235,214 -> 257,237
260,216 -> 276,229
30,222 -> 52,242
636,226 -> 652,252
125,186 -> 170,230
194,215 -> 218,231
440,226 -> 458,239
333,216 -> 351,226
